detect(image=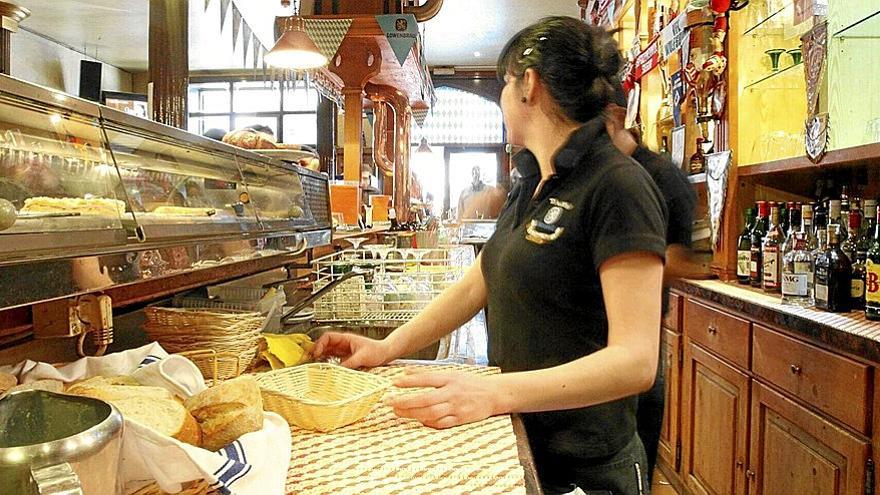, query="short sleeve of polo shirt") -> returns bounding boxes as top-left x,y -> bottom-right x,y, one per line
586,163 -> 668,271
